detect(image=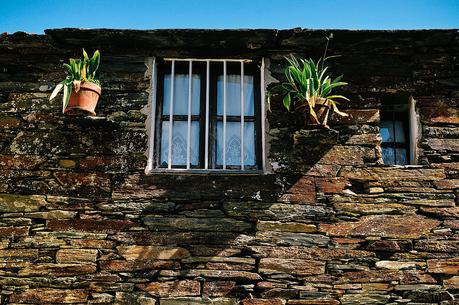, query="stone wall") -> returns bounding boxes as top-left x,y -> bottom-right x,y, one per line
0,29 -> 458,304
